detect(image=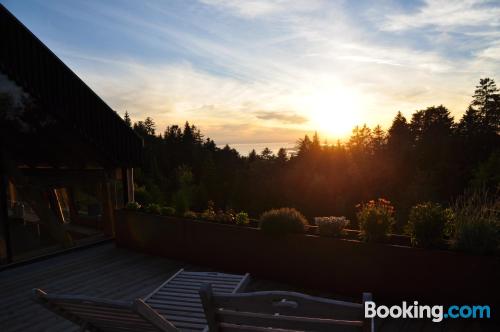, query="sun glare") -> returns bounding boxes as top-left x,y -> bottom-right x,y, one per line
303,88 -> 362,139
